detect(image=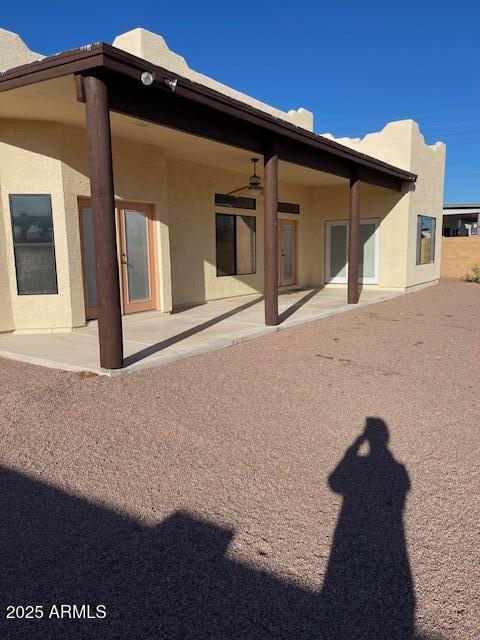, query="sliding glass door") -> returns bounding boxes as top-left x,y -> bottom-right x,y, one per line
325,219 -> 379,284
